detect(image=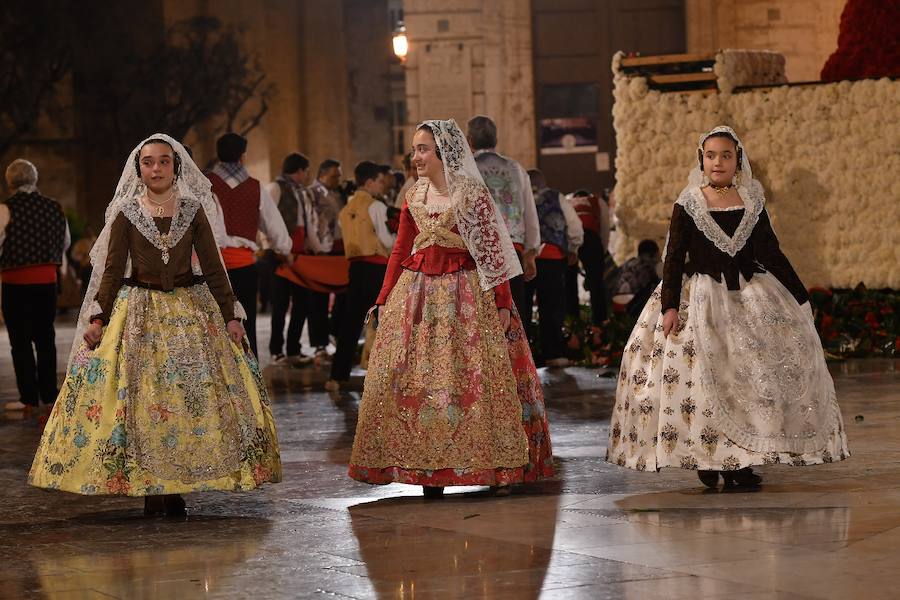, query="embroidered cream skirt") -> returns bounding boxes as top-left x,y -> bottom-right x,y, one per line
29,284 -> 282,496
607,273 -> 849,472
